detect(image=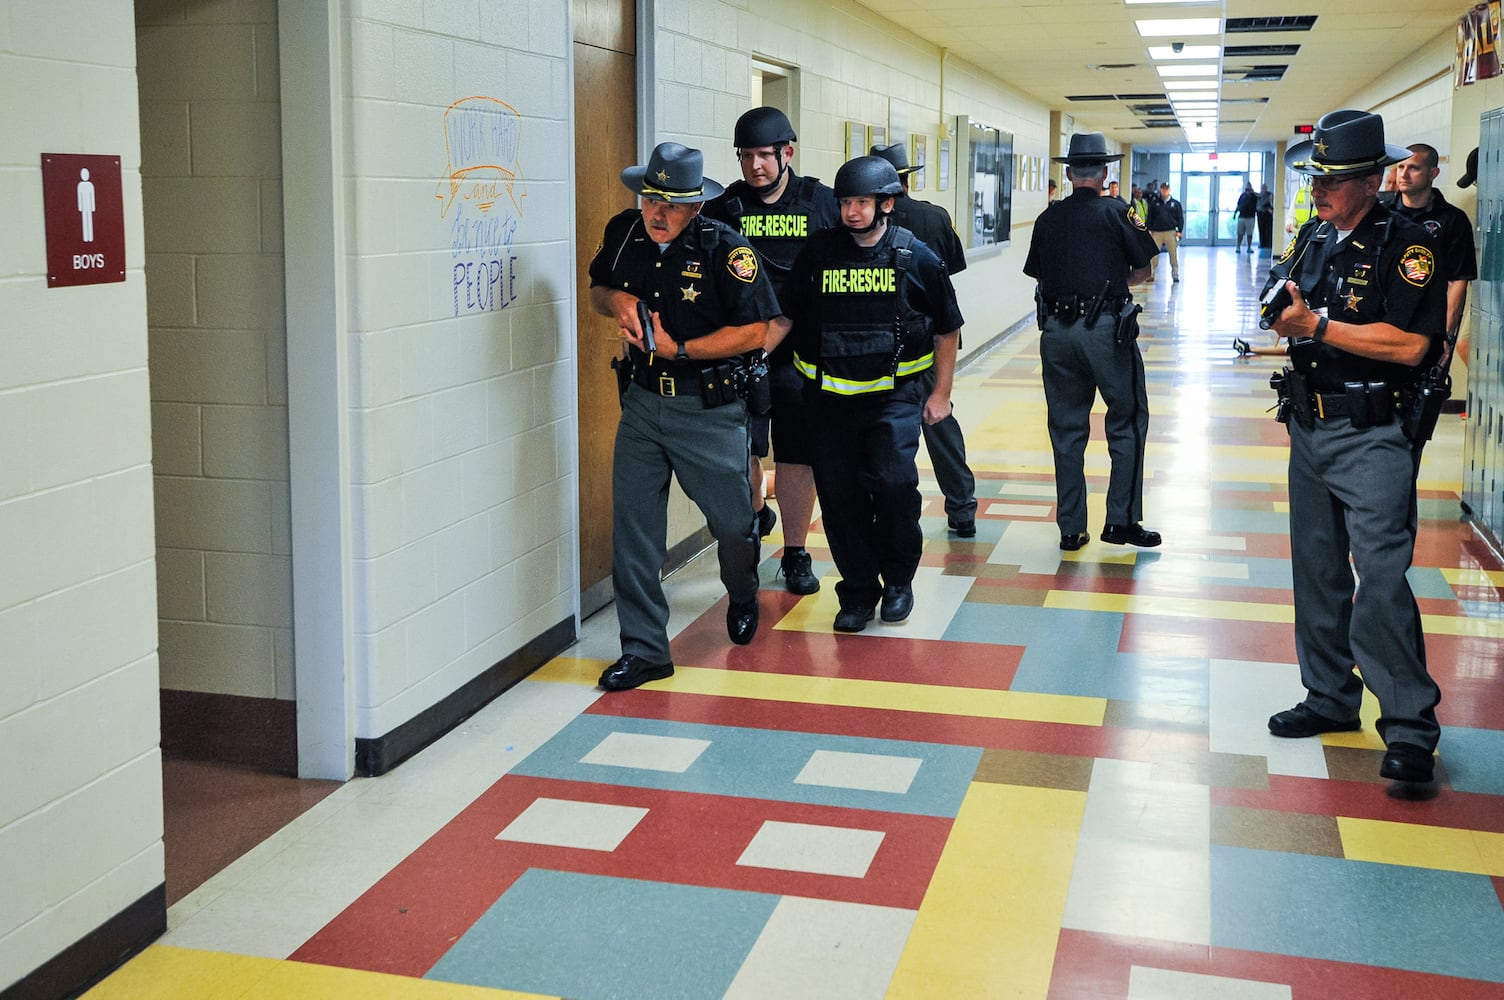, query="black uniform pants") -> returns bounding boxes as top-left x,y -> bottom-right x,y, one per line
919,366 -> 978,522
806,377 -> 924,610
1288,416 -> 1440,749
612,383 -> 760,663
